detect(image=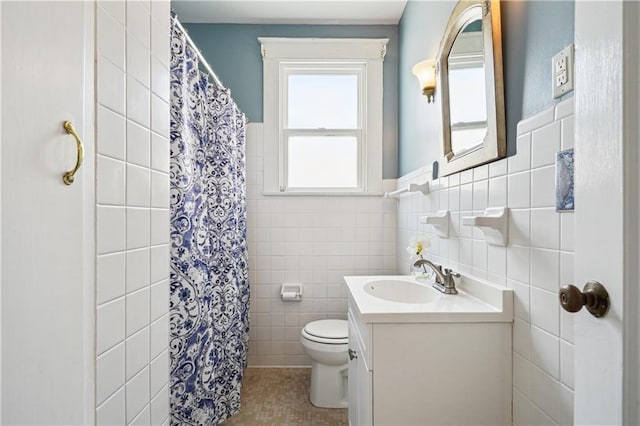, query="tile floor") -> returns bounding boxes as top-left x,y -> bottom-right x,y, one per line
222,368 -> 348,425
